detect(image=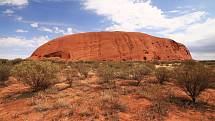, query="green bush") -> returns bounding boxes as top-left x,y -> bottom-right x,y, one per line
0,63 -> 12,84
12,61 -> 59,92
10,58 -> 23,65
155,67 -> 170,84
175,63 -> 214,103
